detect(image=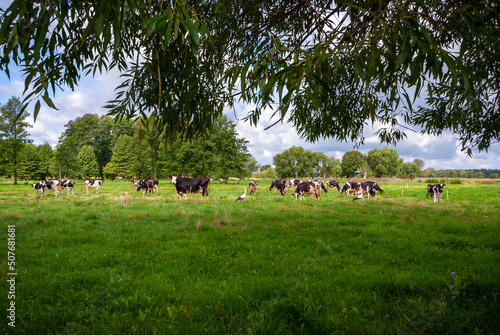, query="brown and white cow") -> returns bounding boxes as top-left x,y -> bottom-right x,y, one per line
294,181 -> 320,200
426,183 -> 445,202
249,181 -> 257,195
85,180 -> 102,193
